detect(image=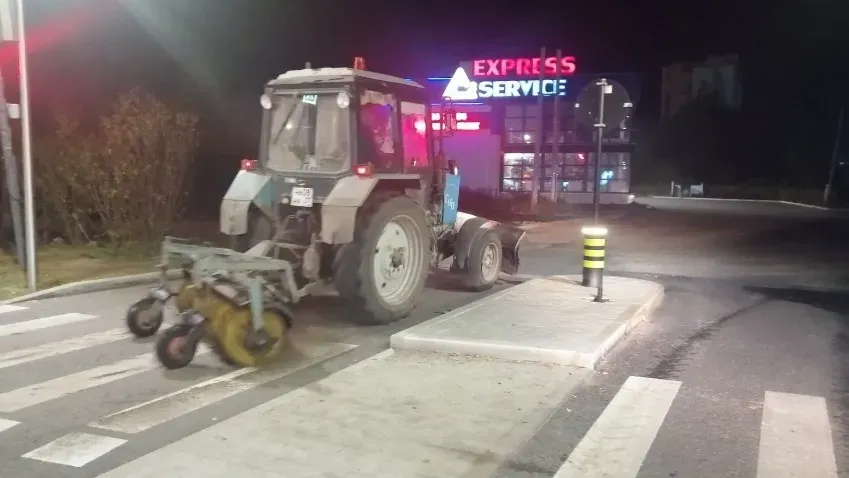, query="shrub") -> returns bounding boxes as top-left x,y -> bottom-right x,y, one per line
35,88 -> 199,244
